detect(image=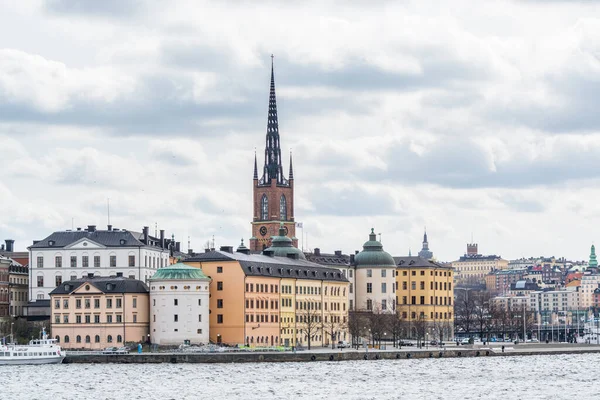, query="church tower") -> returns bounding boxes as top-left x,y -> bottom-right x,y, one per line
250,57 -> 297,251
418,228 -> 433,260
